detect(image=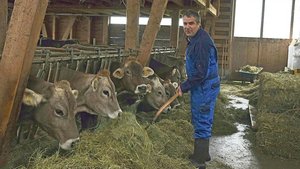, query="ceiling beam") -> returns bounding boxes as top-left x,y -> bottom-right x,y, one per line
193,0 -> 217,16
